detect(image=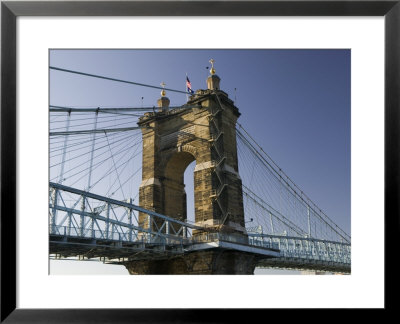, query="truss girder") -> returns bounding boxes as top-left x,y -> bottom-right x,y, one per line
248,233 -> 351,267
49,183 -> 351,272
